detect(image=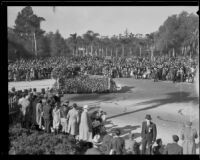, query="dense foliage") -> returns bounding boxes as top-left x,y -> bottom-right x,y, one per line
9,124 -> 78,155
8,7 -> 198,60
59,75 -> 112,93
154,11 -> 199,57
